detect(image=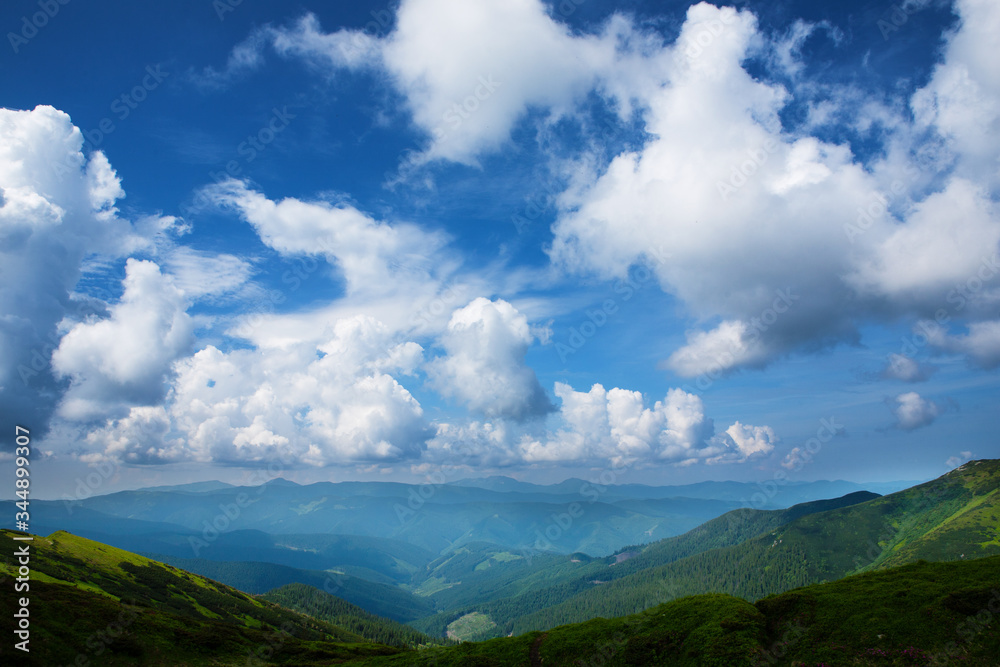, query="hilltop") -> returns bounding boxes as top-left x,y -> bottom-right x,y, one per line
0,529 -> 405,665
